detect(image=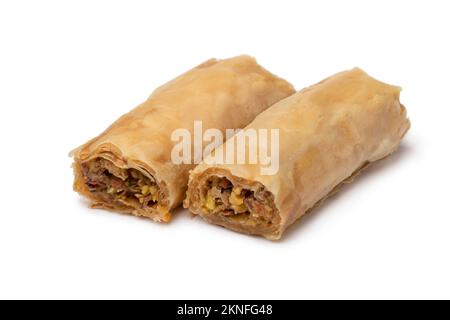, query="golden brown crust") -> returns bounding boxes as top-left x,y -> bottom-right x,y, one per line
185,68 -> 411,239
71,55 -> 295,221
